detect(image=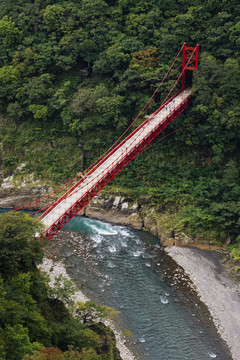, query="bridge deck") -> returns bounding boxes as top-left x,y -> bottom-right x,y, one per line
41,89 -> 193,235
